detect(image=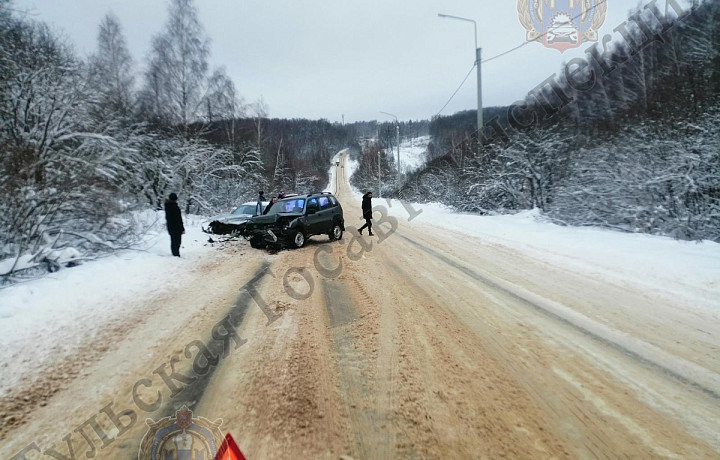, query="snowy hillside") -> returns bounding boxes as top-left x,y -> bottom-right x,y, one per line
399,135 -> 430,173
